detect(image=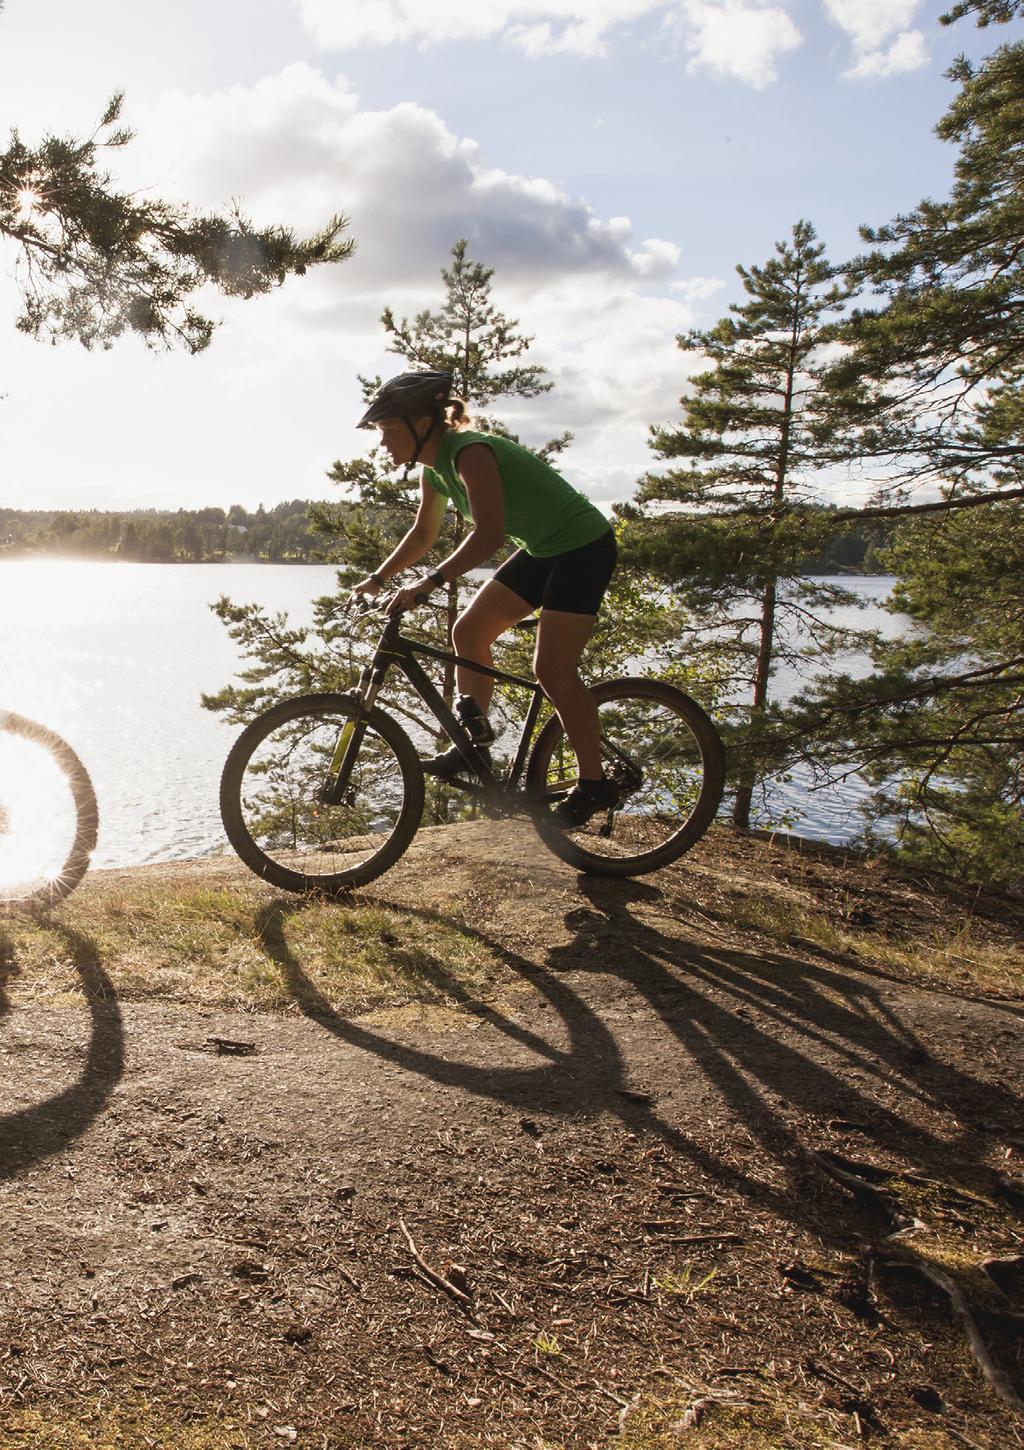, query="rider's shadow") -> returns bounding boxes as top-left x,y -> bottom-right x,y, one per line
0,919 -> 124,1180
258,877 -> 1023,1240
